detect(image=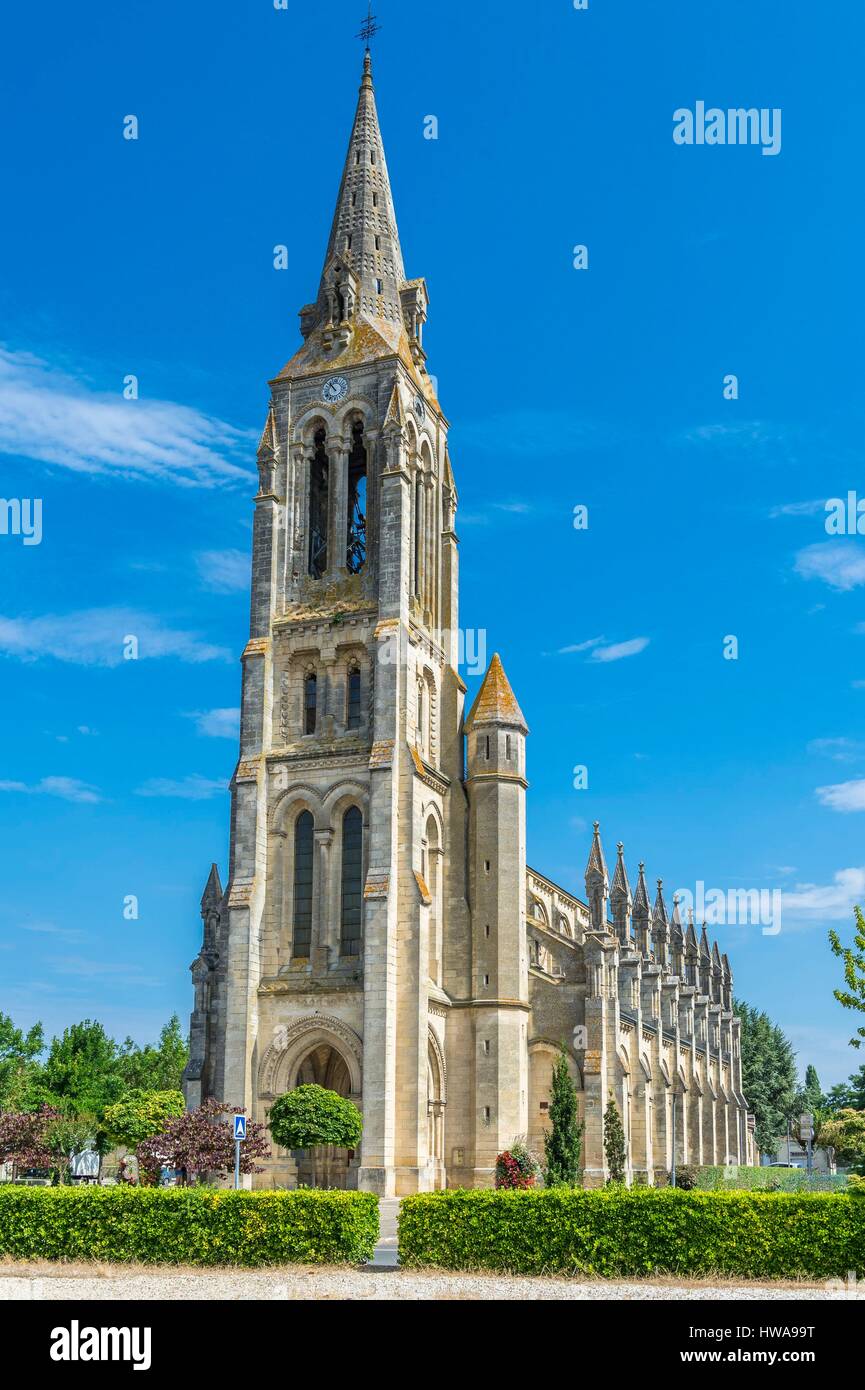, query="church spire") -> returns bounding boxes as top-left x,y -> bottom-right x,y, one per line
315,49 -> 406,334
